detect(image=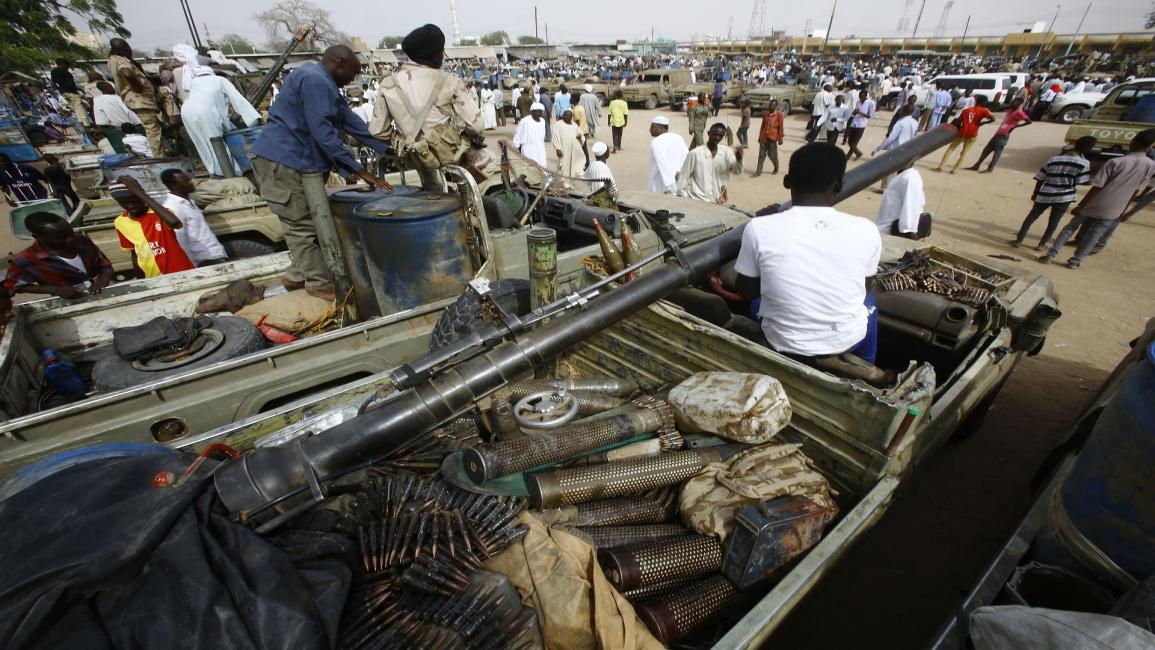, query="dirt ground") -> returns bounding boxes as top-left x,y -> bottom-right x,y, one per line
3,103 -> 1151,647
484,105 -> 1153,647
